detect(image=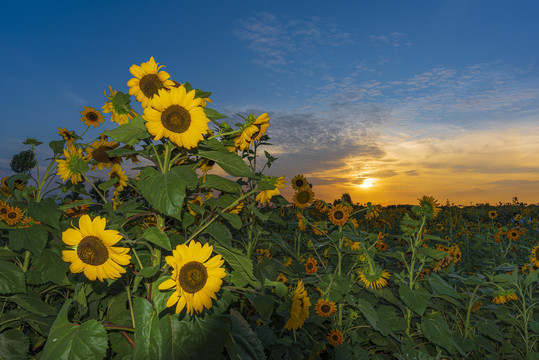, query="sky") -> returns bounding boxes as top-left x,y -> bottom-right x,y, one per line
1,0 -> 539,206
